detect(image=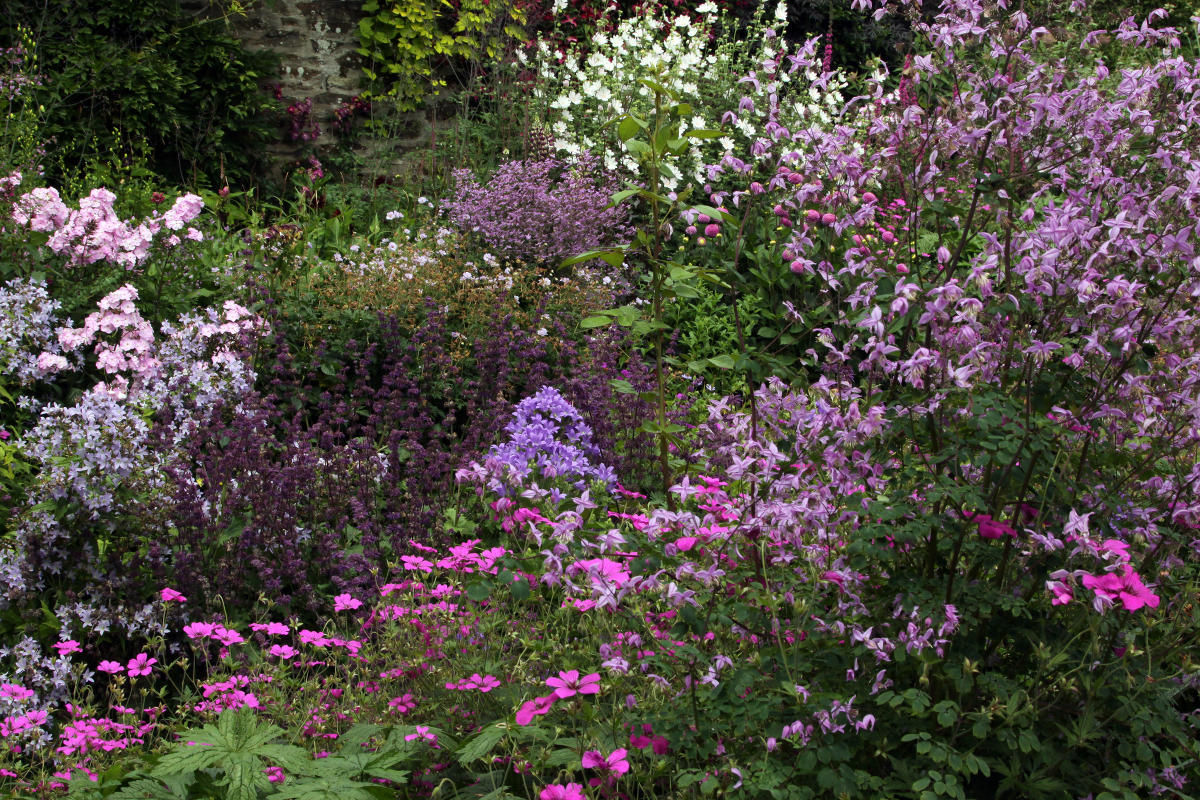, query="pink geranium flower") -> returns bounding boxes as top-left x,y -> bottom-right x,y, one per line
52,640 -> 81,656
126,653 -> 157,677
582,748 -> 630,784
546,670 -> 601,699
540,783 -> 586,800
515,694 -> 557,725
160,587 -> 187,603
333,593 -> 362,612
97,660 -> 123,674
